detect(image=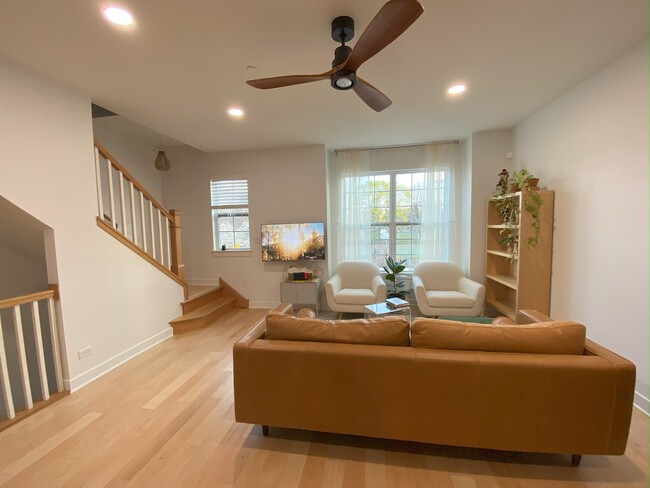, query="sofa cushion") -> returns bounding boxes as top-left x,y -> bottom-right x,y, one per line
265,313 -> 409,346
411,318 -> 586,355
425,290 -> 475,308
